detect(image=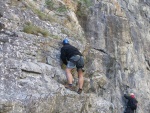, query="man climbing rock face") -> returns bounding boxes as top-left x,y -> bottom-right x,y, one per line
124,93 -> 138,113
60,38 -> 84,94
